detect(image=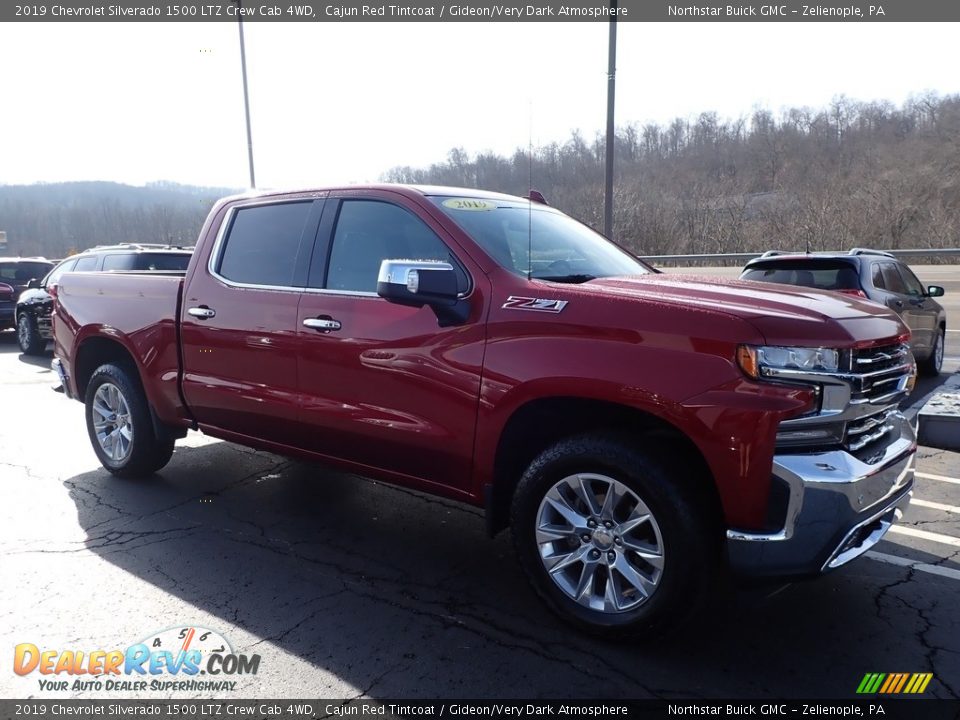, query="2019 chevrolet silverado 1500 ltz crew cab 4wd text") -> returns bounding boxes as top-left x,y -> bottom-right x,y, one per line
52,186 -> 917,638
